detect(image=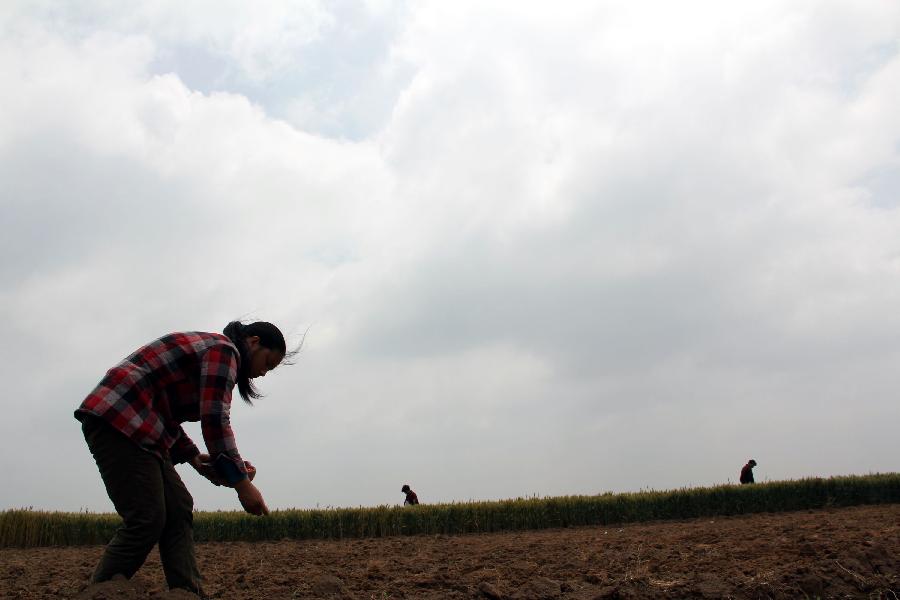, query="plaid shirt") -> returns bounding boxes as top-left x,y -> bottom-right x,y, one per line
75,331 -> 248,475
